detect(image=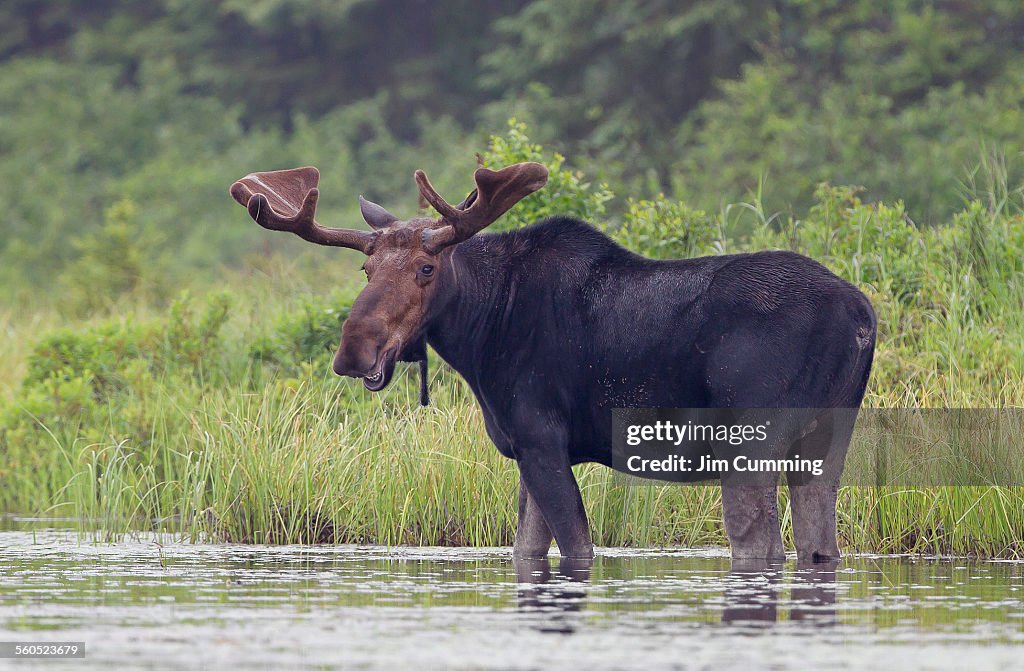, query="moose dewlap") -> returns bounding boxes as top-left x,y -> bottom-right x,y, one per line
229,161 -> 876,564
